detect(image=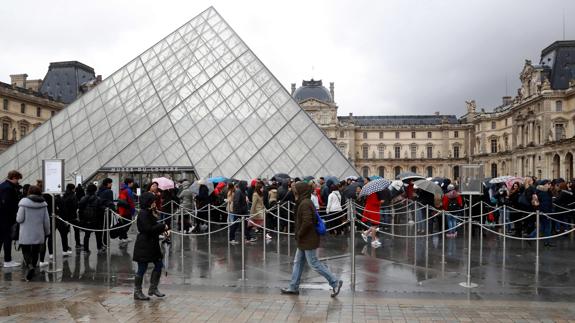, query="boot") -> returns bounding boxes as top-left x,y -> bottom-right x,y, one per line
148,271 -> 165,297
134,276 -> 150,300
